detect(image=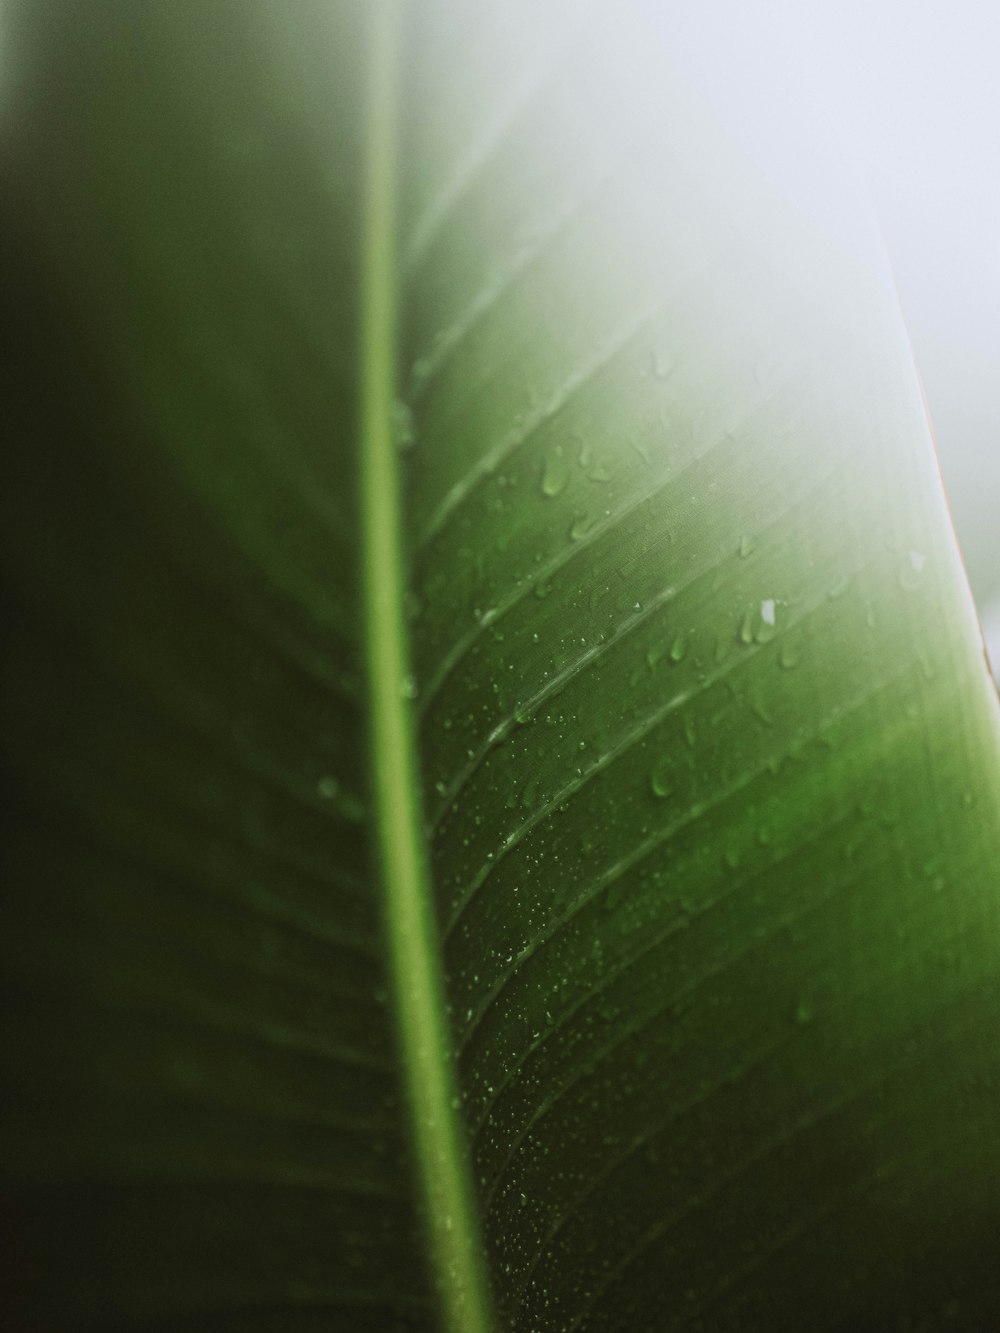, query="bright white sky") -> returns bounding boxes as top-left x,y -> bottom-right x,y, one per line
647,0 -> 1000,669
